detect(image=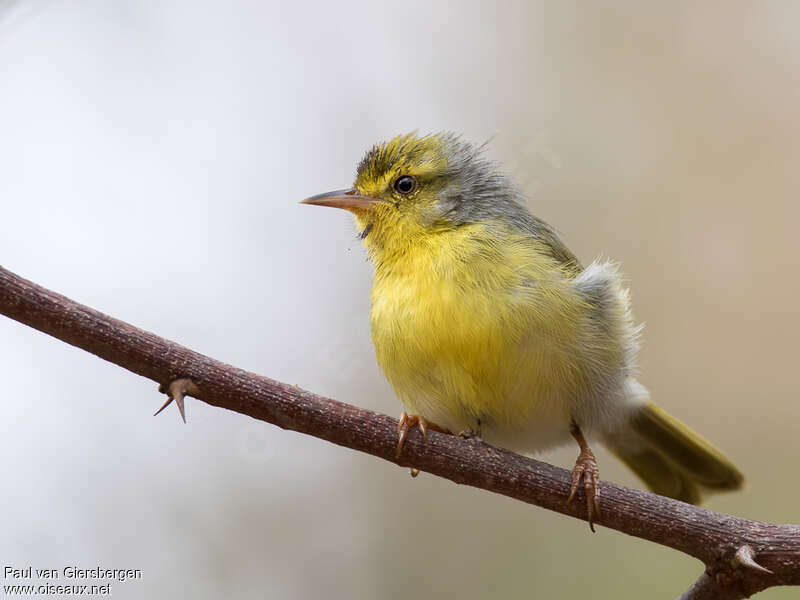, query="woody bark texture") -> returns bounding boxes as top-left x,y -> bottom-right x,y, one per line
1,265 -> 798,599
